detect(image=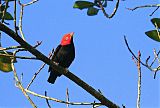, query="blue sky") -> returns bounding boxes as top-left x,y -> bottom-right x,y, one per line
0,0 -> 160,108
